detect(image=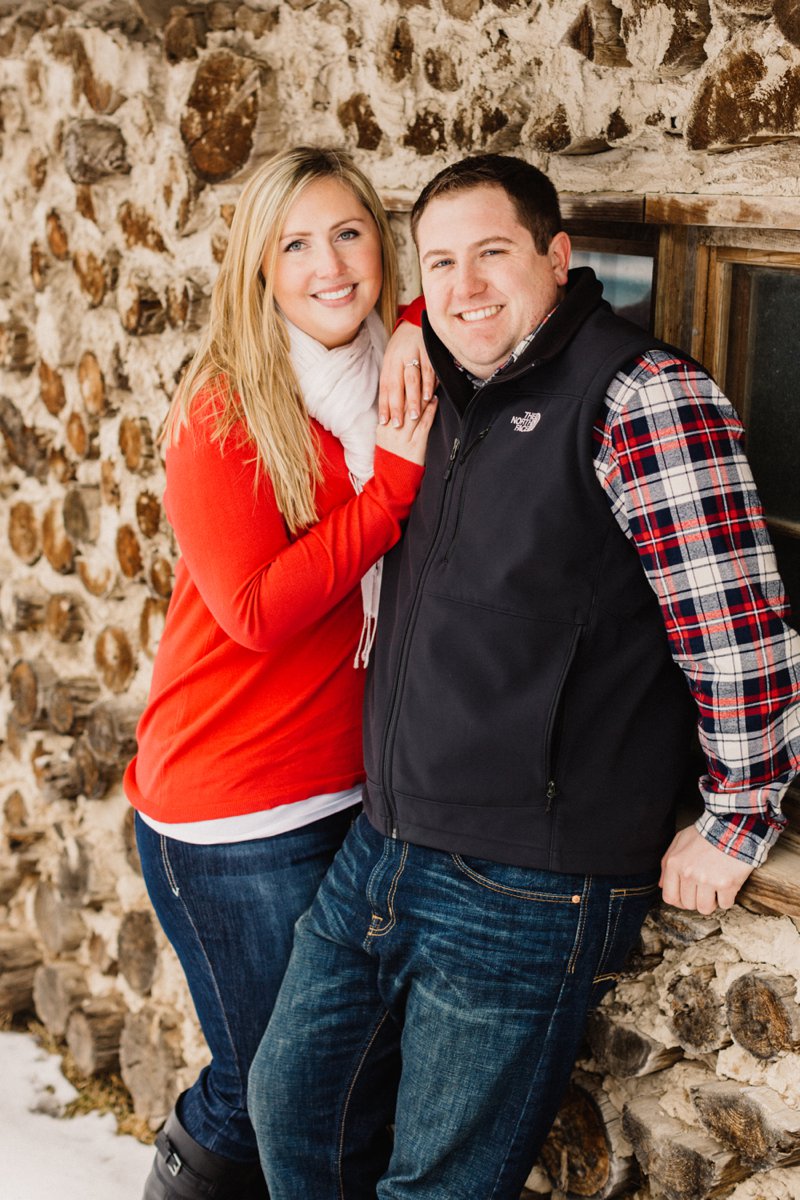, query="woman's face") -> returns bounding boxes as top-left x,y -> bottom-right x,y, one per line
269,176 -> 383,349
